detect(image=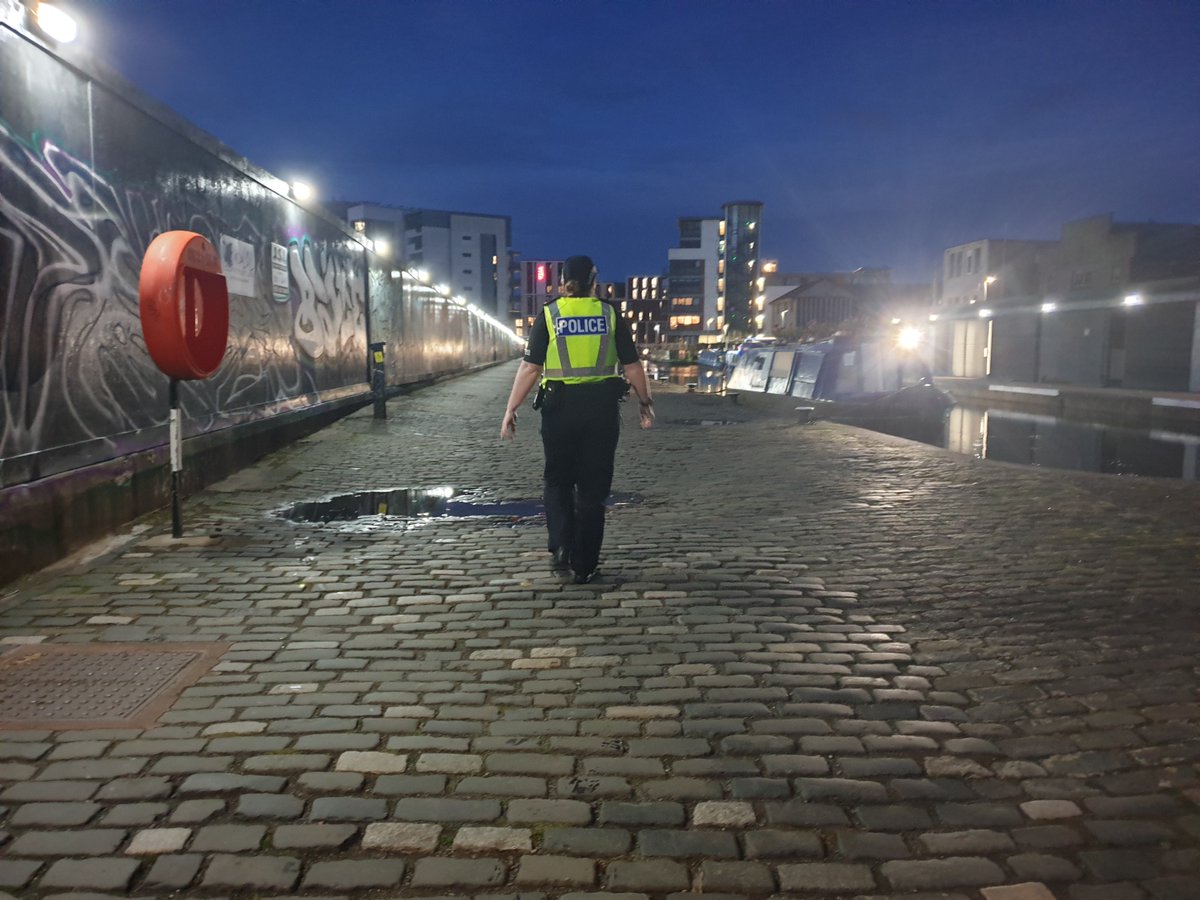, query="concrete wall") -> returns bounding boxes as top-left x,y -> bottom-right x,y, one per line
0,17 -> 517,585
989,313 -> 1039,381
1038,309 -> 1109,386
1123,301 -> 1195,391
